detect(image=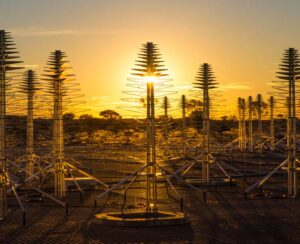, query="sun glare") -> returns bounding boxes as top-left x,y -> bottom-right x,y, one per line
143,75 -> 159,84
